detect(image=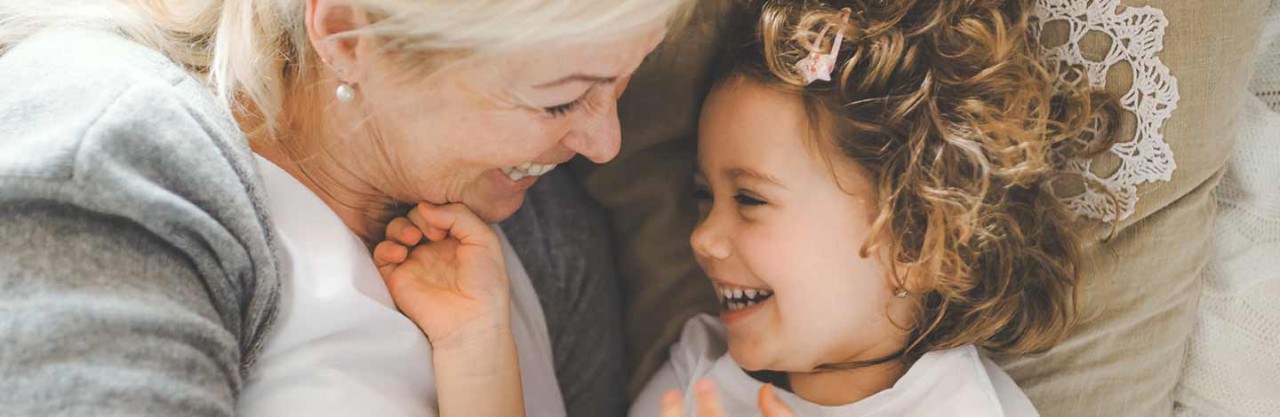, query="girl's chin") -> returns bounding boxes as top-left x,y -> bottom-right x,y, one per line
726,339 -> 777,372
